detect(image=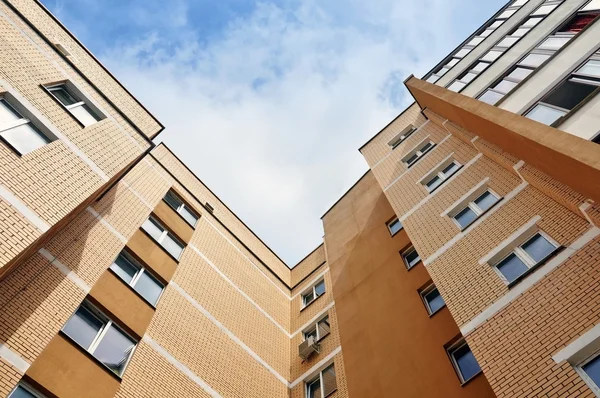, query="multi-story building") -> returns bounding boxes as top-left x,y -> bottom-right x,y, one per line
0,0 -> 599,397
